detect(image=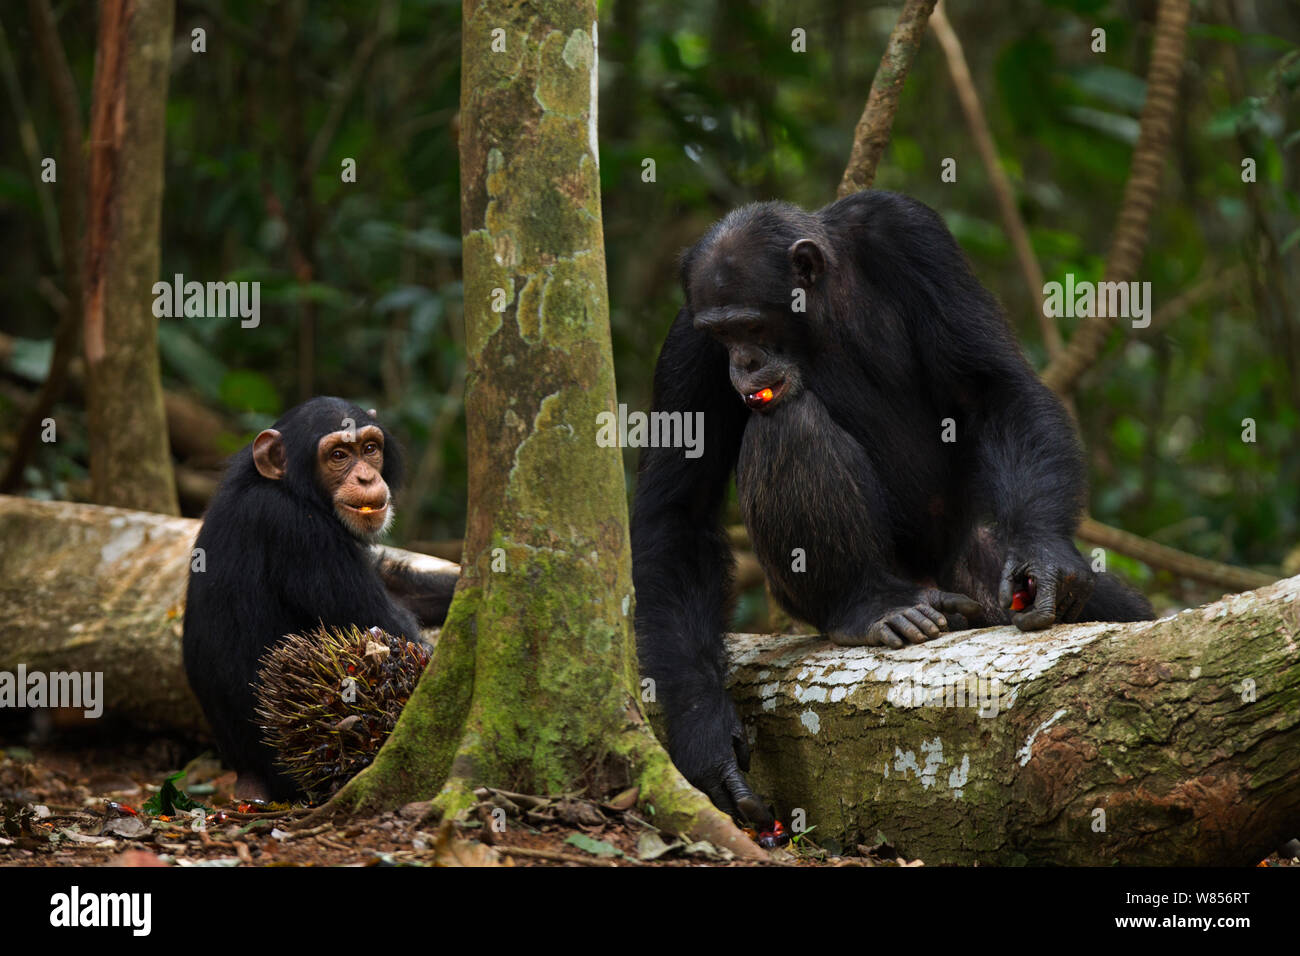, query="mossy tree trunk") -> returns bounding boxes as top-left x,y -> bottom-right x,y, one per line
327,0 -> 761,857
83,0 -> 178,515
